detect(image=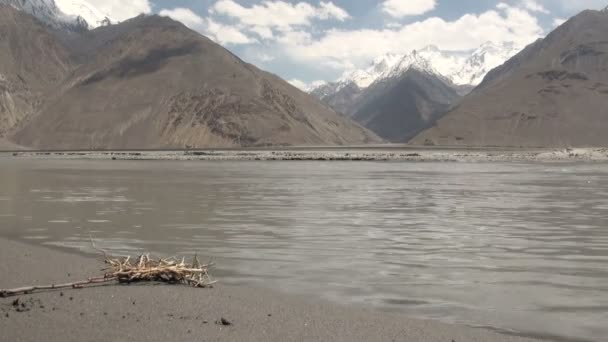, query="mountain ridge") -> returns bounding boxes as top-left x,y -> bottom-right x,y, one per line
350,68 -> 461,142
1,5 -> 380,149
310,41 -> 523,99
412,8 -> 608,147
